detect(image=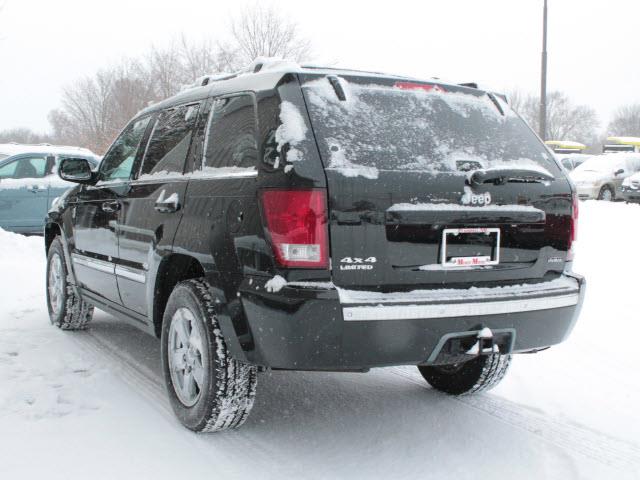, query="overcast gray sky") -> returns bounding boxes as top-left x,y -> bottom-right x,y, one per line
0,0 -> 638,133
